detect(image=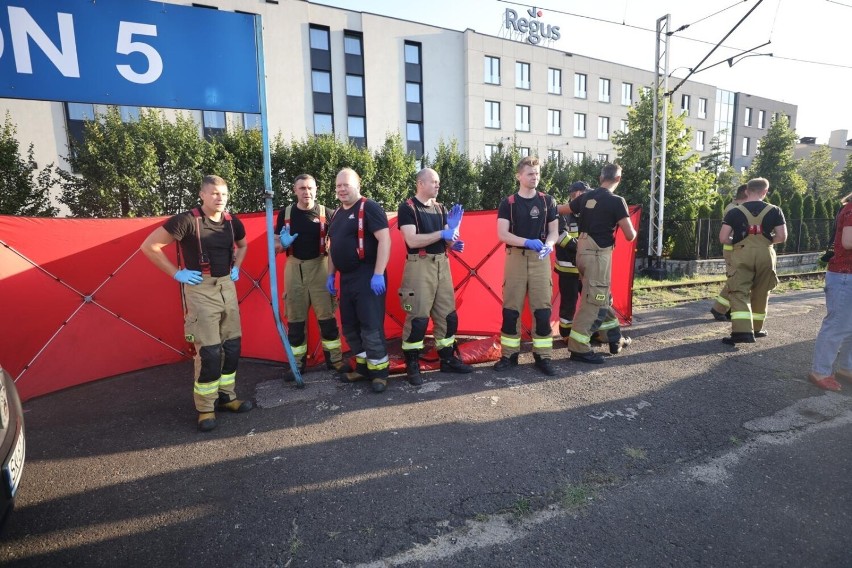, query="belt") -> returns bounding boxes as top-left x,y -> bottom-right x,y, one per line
406,252 -> 447,260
